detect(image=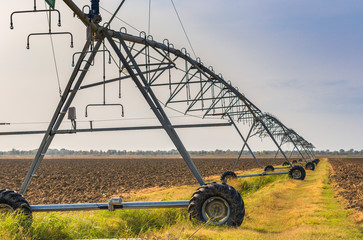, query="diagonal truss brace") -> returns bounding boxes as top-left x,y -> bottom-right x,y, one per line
226,114 -> 261,169
105,30 -> 205,186
20,37 -> 102,195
